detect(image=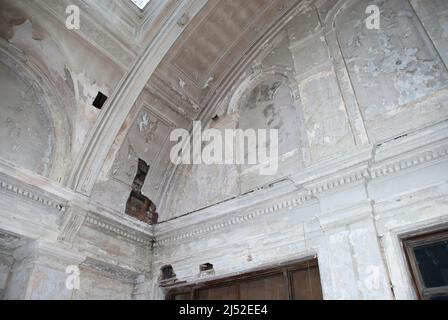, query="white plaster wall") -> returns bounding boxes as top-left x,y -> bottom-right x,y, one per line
71,268 -> 134,300
163,30 -> 309,220
0,0 -> 125,185
0,0 -> 447,301
161,0 -> 448,221
153,159 -> 448,300
0,62 -> 54,176
3,258 -> 33,300
152,119 -> 448,300
5,257 -> 135,300
335,0 -> 448,142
